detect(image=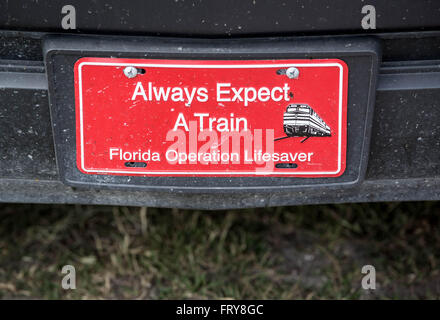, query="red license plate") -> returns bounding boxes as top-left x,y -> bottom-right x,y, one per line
74,58 -> 348,176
